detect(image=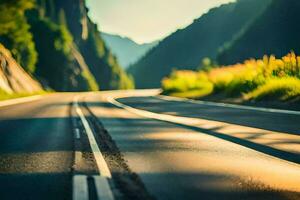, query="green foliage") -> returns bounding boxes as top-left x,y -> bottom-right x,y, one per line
27,10 -> 97,91
27,11 -> 69,89
80,70 -> 99,91
0,88 -> 8,97
162,53 -> 300,102
79,21 -> 134,90
218,0 -> 300,65
42,0 -> 135,90
245,78 -> 300,102
0,89 -> 46,101
0,0 -> 37,73
0,0 -> 134,92
58,9 -> 67,26
162,70 -> 213,98
198,57 -> 216,72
